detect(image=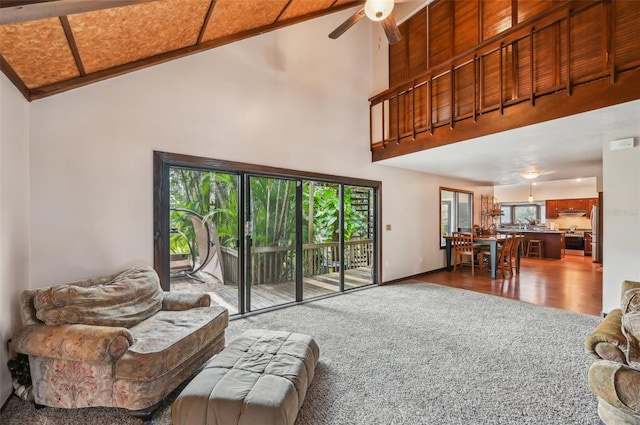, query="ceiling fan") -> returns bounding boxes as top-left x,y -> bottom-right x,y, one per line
329,0 -> 403,45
